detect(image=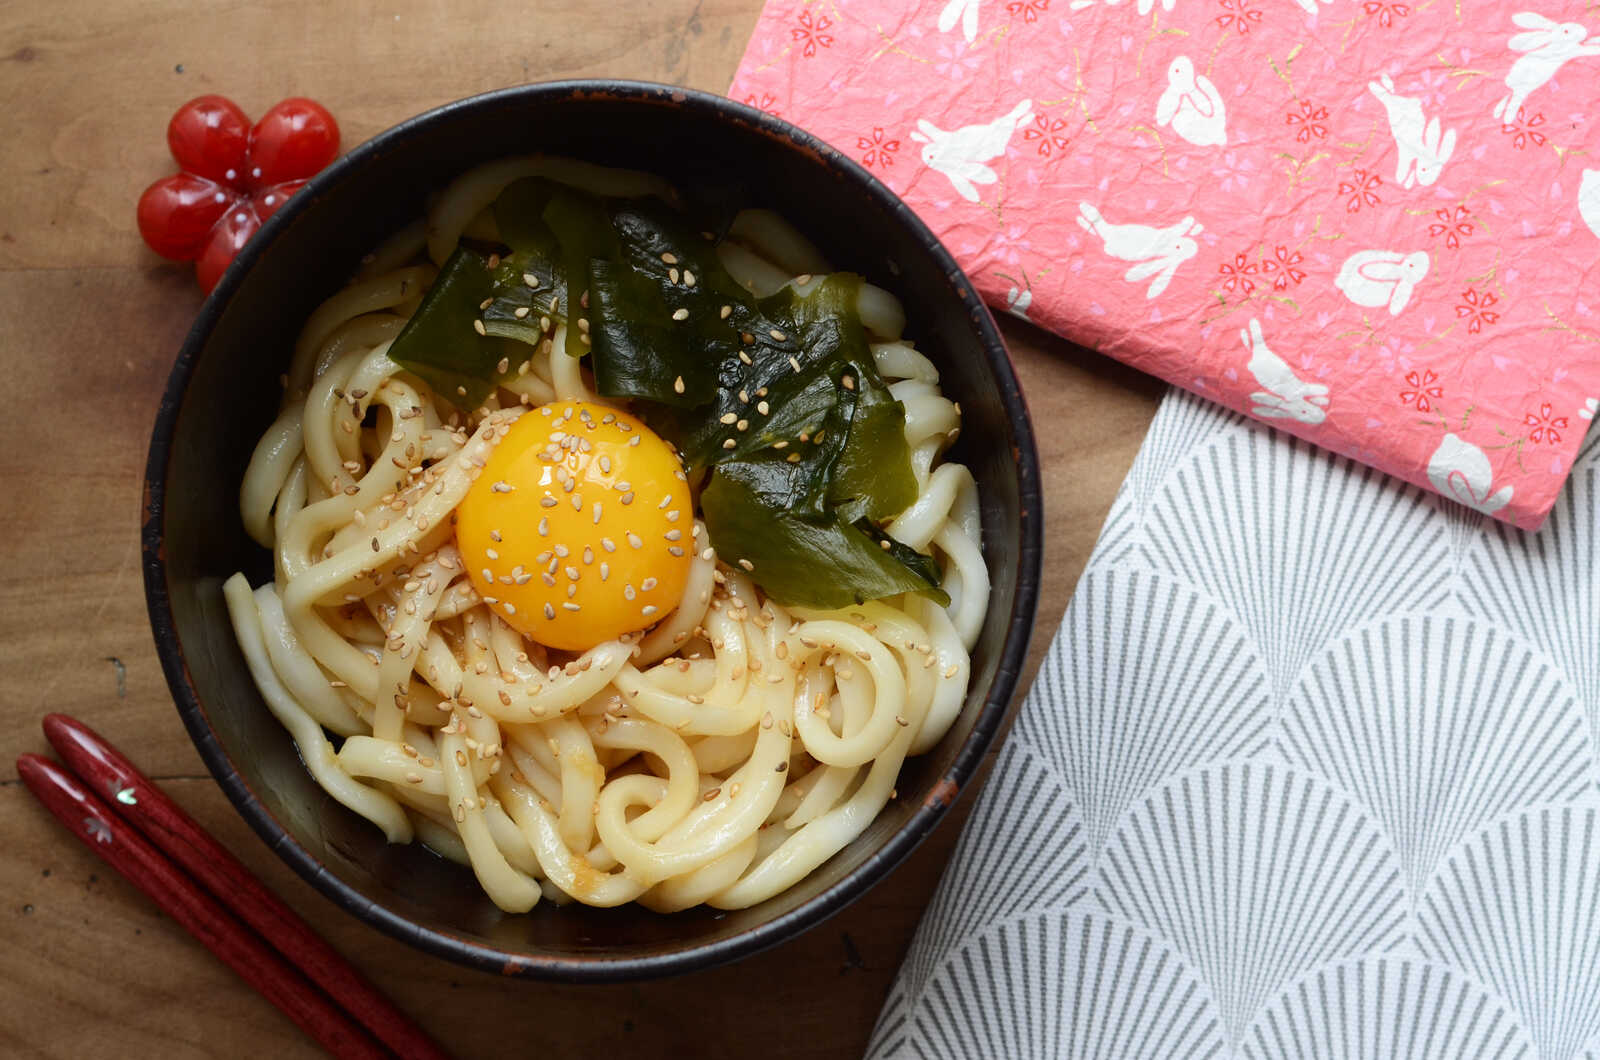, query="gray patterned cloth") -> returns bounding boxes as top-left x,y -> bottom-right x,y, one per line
869,390 -> 1600,1060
